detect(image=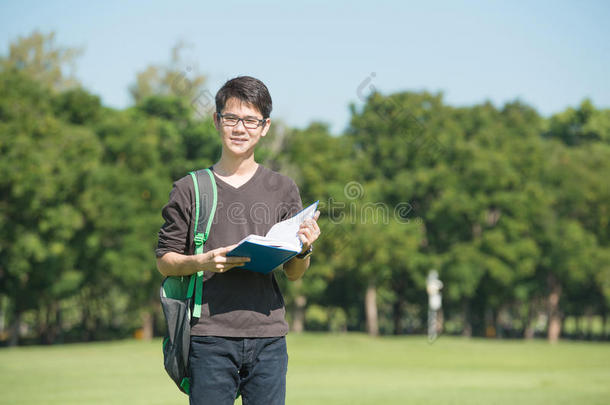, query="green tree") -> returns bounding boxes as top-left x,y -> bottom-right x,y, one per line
0,30 -> 81,90
0,70 -> 102,345
129,43 -> 207,107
